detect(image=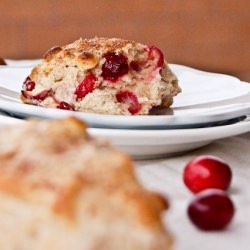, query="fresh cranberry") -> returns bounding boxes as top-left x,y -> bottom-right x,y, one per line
23,77 -> 36,91
75,74 -> 96,100
183,155 -> 232,193
116,90 -> 141,115
101,52 -> 129,81
148,46 -> 164,68
188,189 -> 235,230
57,101 -> 74,111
